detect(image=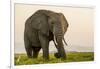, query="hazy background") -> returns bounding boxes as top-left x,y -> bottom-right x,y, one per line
15,4 -> 94,54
